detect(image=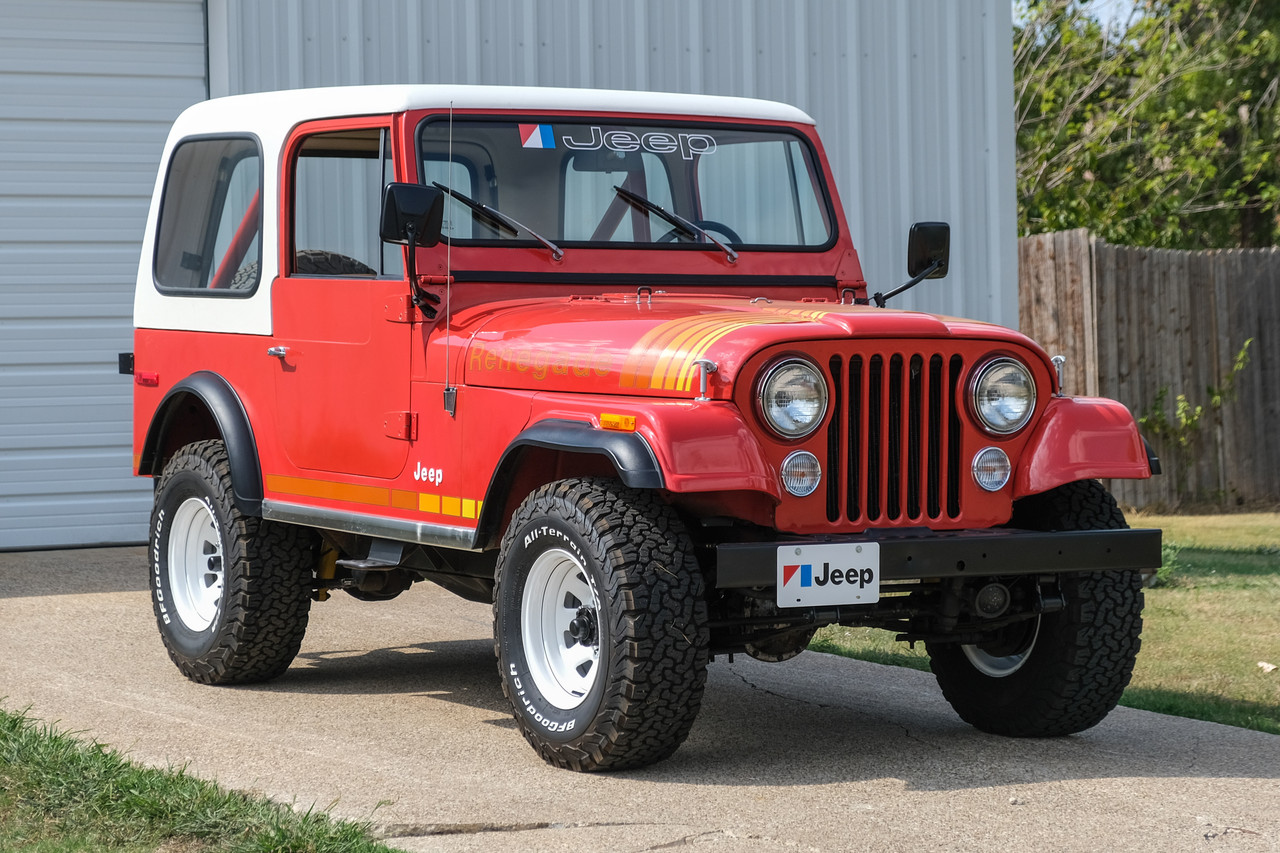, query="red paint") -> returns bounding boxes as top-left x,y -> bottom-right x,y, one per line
133,97 -> 1151,545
